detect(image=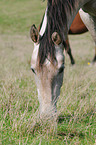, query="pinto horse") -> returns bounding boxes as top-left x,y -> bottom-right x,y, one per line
69,11 -> 88,34
30,0 -> 96,119
66,10 -> 88,64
